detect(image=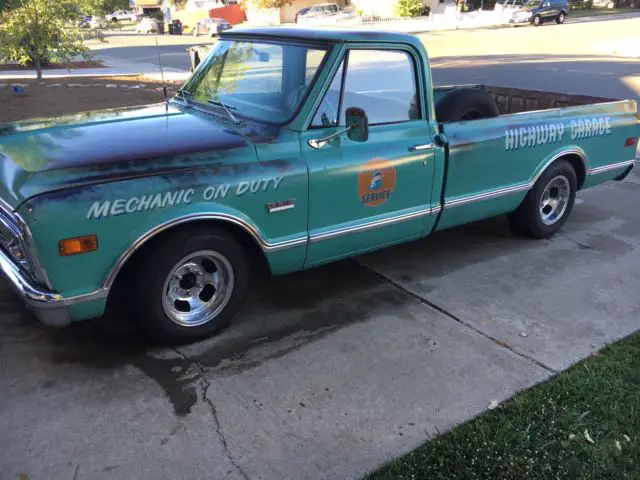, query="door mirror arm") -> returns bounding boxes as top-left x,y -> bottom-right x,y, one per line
308,126 -> 353,149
